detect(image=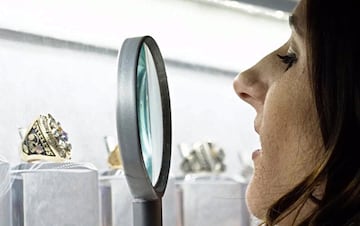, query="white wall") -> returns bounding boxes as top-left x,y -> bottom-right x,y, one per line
0,0 -> 290,71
